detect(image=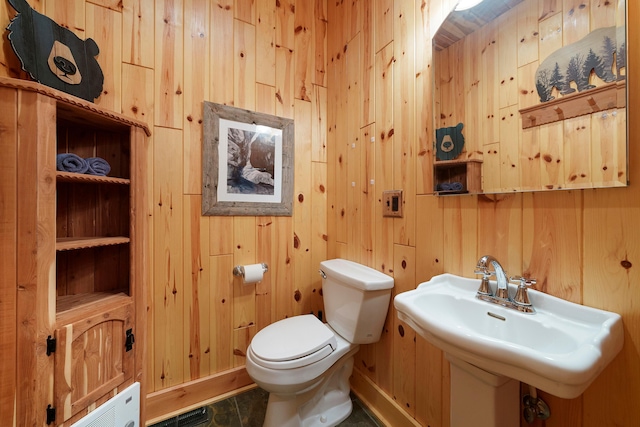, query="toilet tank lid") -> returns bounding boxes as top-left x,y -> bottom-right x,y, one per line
251,314 -> 337,362
320,259 -> 394,291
